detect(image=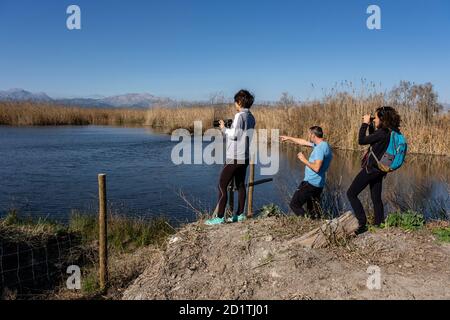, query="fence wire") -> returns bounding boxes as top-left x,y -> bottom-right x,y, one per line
0,232 -> 85,293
